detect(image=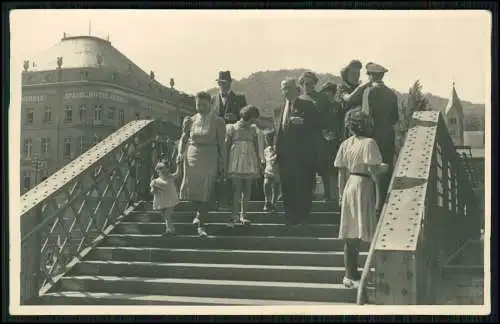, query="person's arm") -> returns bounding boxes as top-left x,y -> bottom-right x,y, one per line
337,167 -> 348,204
365,139 -> 387,213
341,82 -> 371,105
150,179 -> 156,194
